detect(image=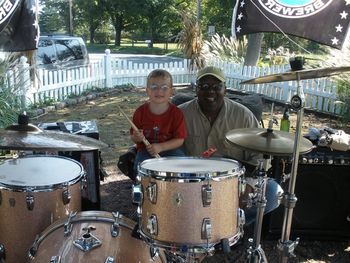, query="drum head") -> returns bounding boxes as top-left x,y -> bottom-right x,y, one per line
139,157 -> 242,179
0,156 -> 83,191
